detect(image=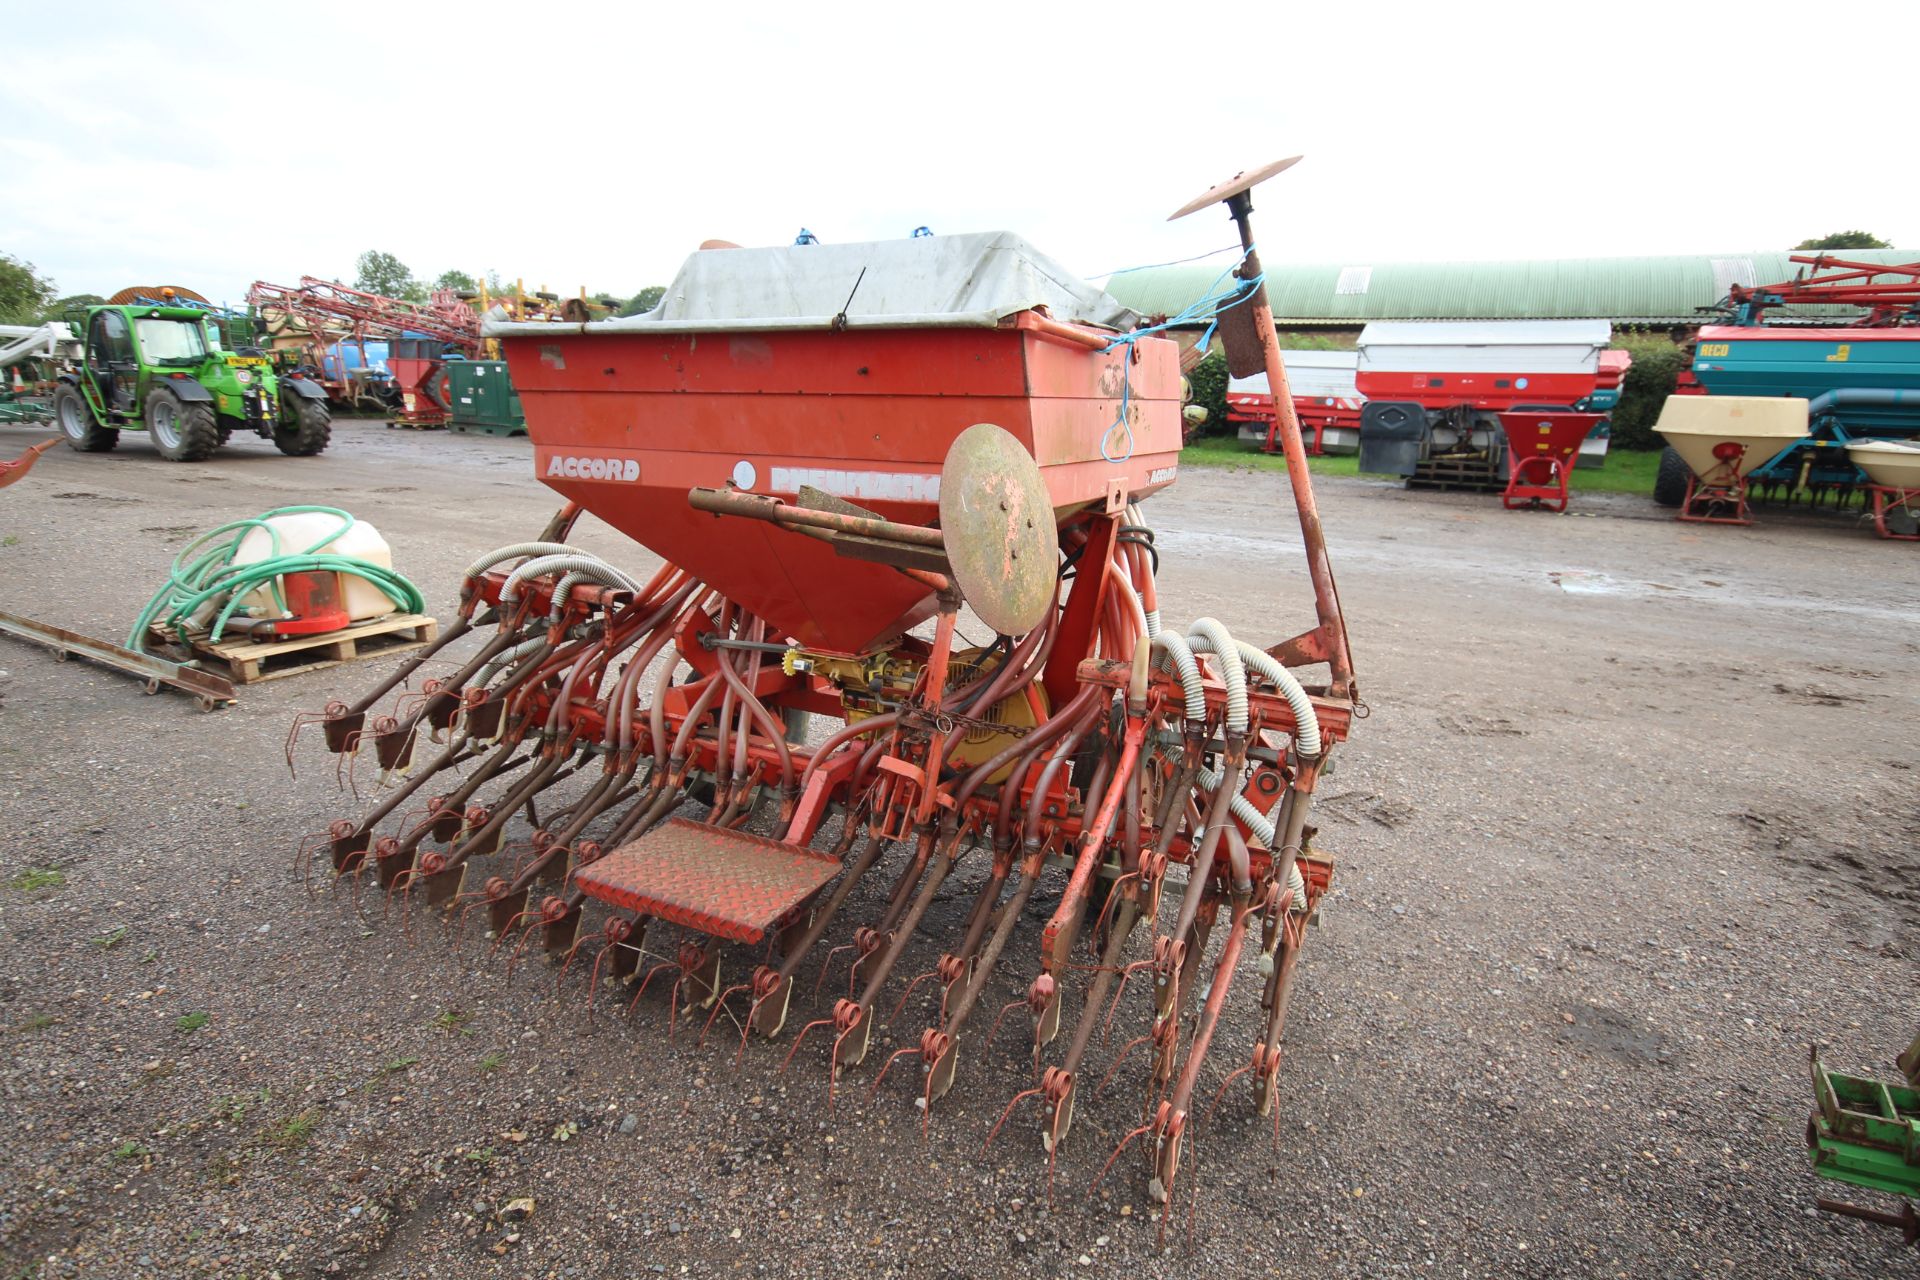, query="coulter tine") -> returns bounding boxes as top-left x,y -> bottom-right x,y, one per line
1091,1106 -> 1165,1198
813,942 -> 857,999
1098,1032 -> 1154,1095
984,1083 -> 1044,1151
552,932 -> 591,998
630,956 -> 681,1017
888,968 -> 943,1024
869,1044 -> 923,1100
1203,1058 -> 1259,1129
699,980 -> 756,1050
780,1014 -> 838,1077
985,995 -> 1028,1052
